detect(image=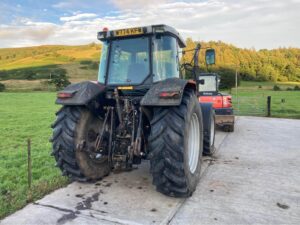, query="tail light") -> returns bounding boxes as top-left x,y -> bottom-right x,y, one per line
159,91 -> 181,99
223,96 -> 232,108
57,90 -> 76,98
